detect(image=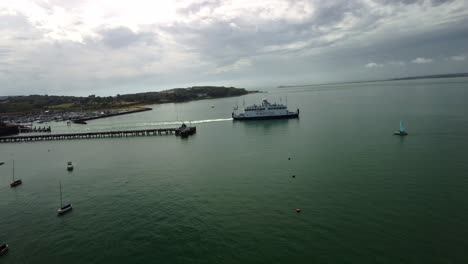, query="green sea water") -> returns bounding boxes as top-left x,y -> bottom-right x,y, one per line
1,78 -> 468,263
